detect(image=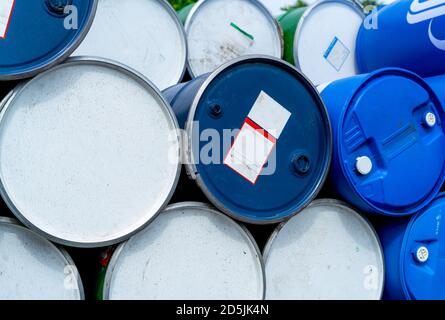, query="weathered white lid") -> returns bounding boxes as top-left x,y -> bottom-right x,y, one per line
0,218 -> 83,300
0,58 -> 181,247
72,0 -> 187,90
264,199 -> 384,300
104,202 -> 265,300
185,0 -> 283,77
294,0 -> 364,86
